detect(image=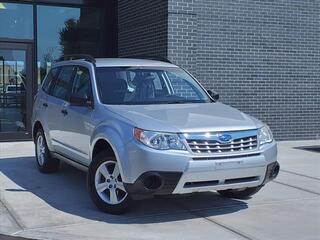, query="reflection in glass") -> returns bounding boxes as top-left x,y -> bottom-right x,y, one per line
37,5 -> 103,85
0,49 -> 27,132
0,3 -> 33,39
